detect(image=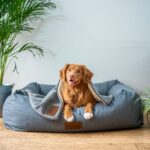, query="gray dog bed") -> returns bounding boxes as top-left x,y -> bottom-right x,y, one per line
2,80 -> 143,132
